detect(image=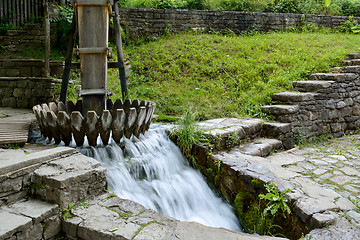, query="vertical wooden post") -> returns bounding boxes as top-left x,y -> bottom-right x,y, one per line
113,1 -> 128,100
43,1 -> 50,77
75,0 -> 112,115
60,11 -> 77,103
